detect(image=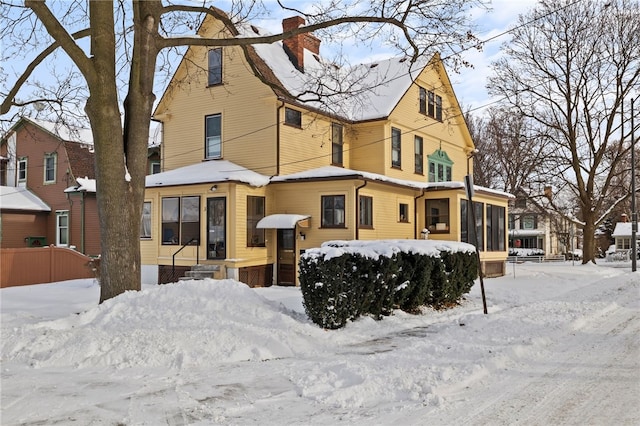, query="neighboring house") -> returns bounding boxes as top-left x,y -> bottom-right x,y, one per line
610,216 -> 638,261
0,117 -> 100,255
142,11 -> 513,286
508,189 -> 580,257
